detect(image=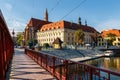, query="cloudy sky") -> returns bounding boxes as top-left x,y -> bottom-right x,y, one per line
0,0 -> 120,34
